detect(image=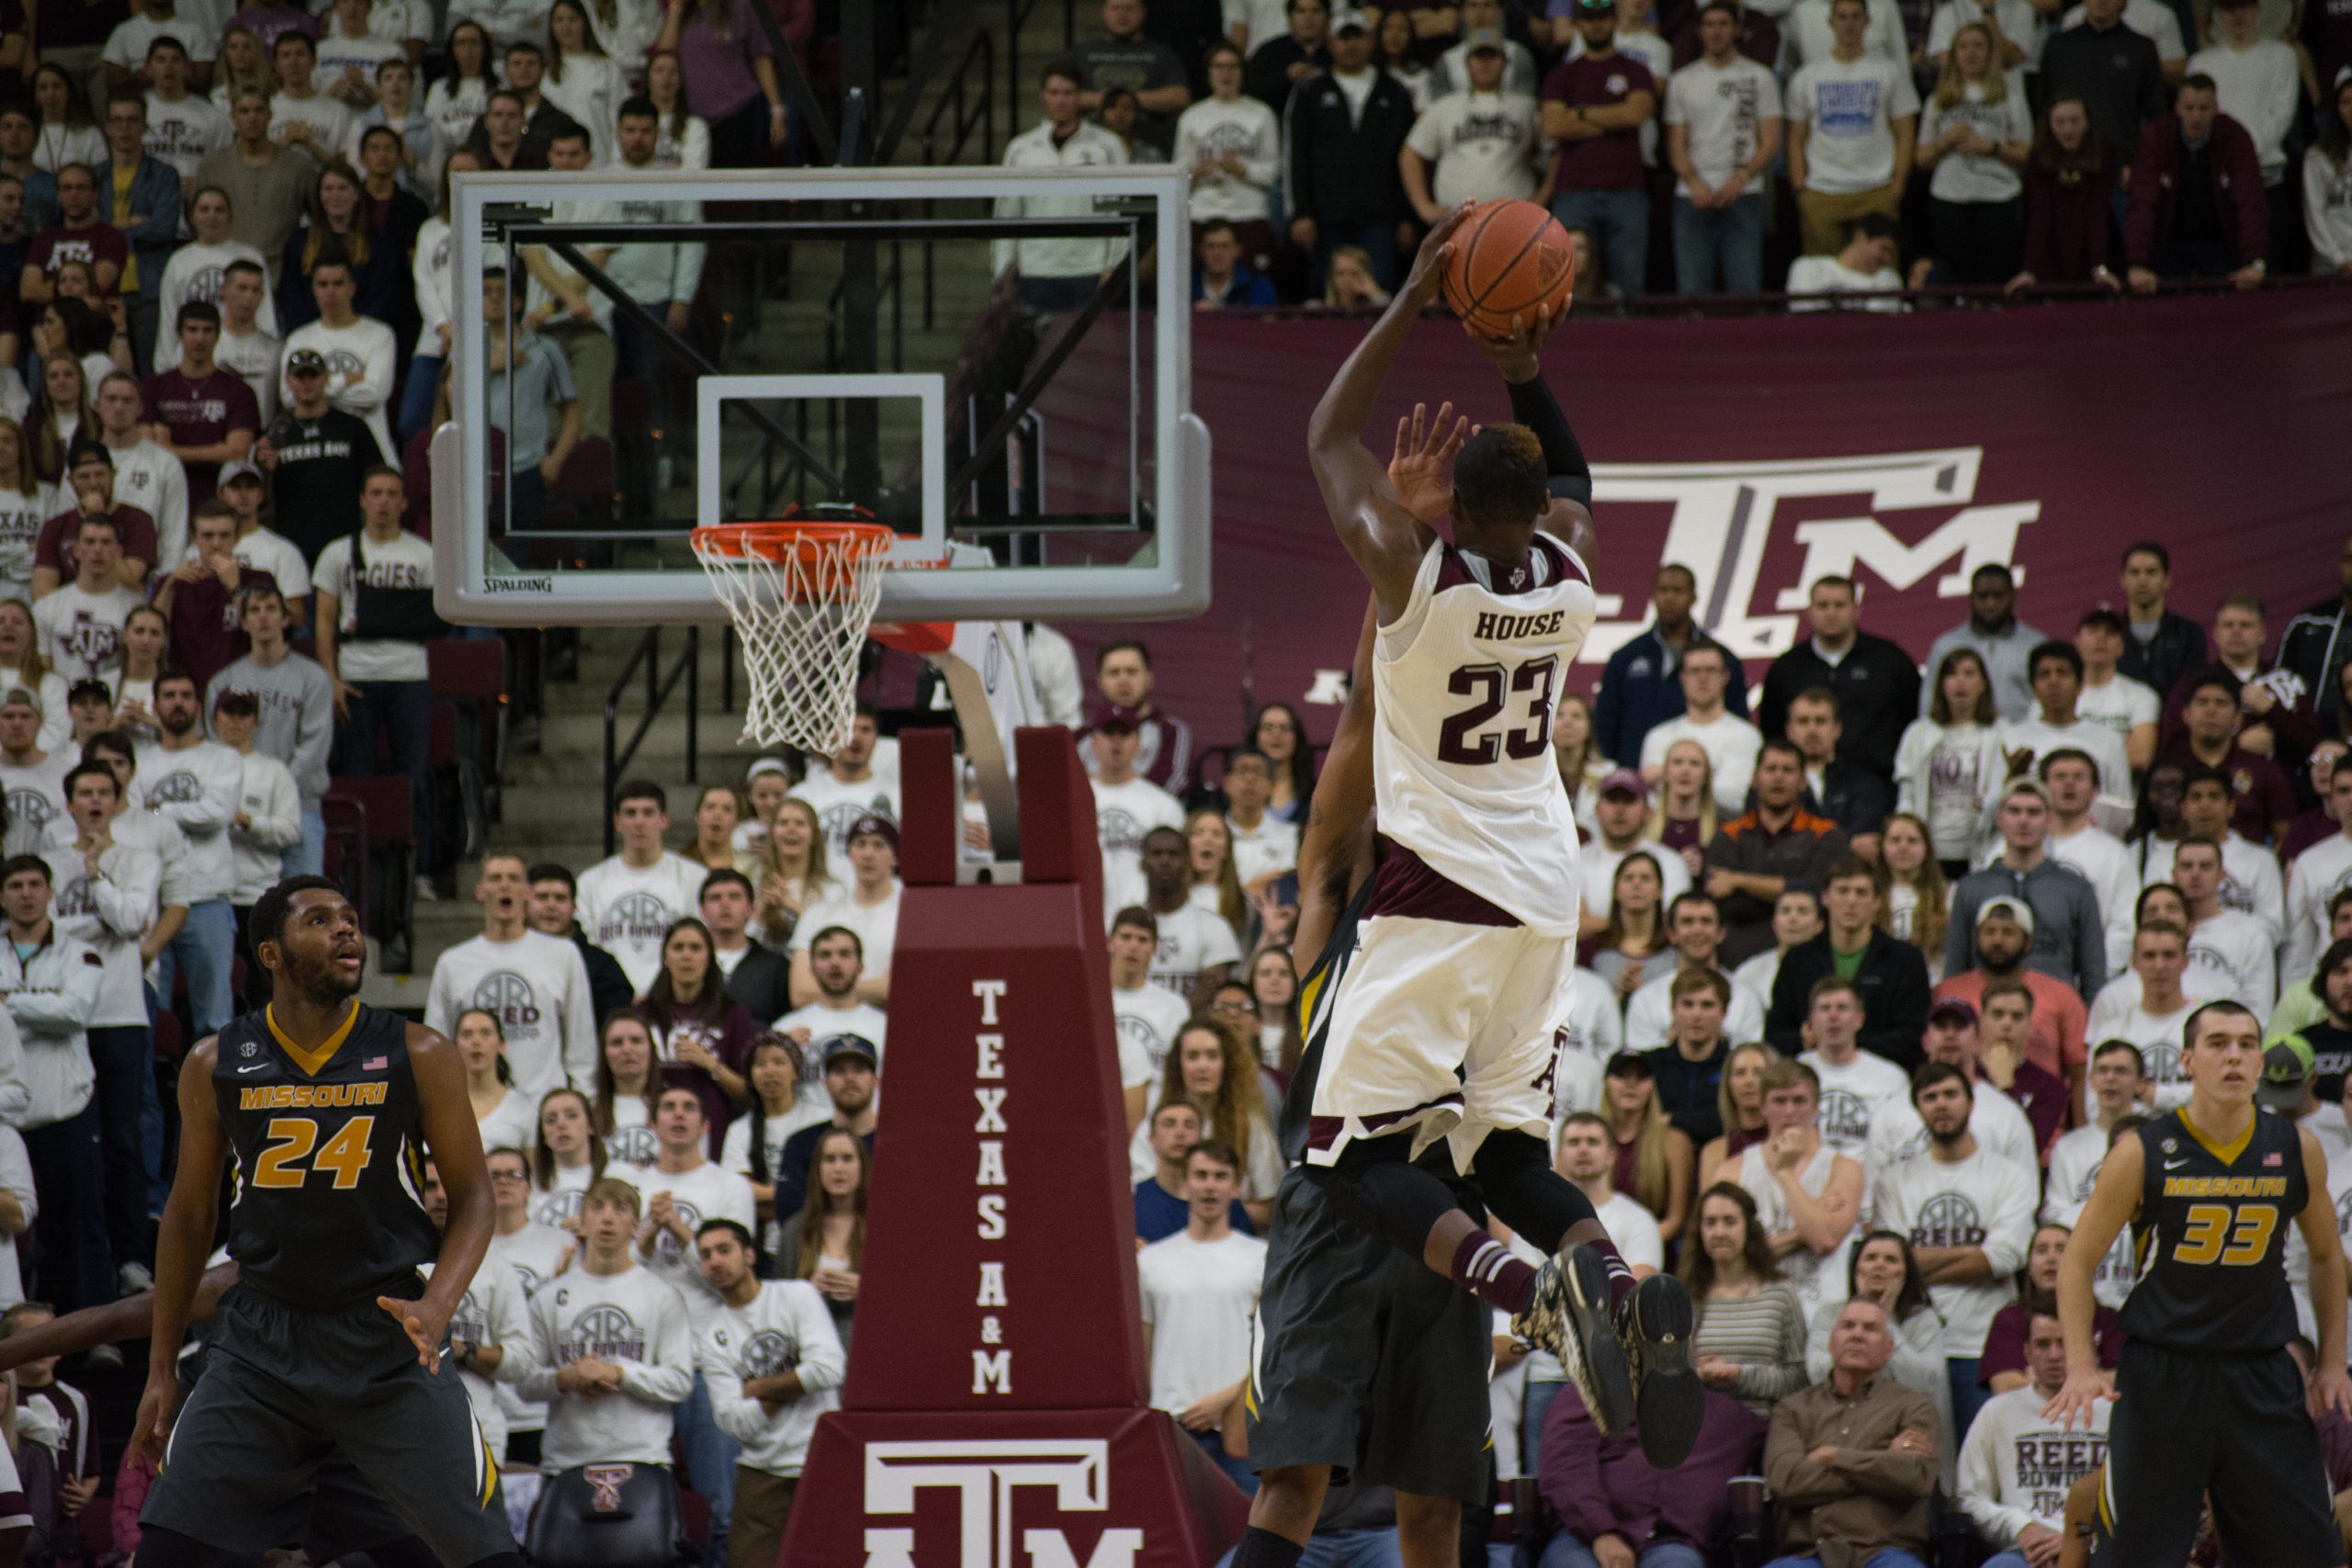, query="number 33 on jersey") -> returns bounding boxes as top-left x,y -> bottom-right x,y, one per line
1373,535 -> 1597,938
